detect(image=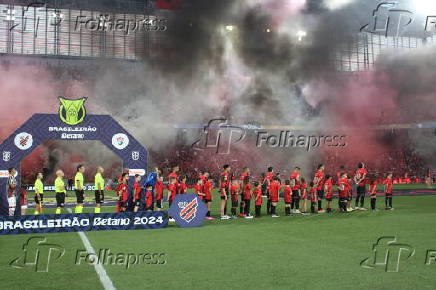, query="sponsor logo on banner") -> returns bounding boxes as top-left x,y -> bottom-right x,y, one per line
132,151 -> 140,161
0,170 -> 9,178
112,133 -> 129,150
129,169 -> 146,176
27,185 -> 97,191
3,151 -> 11,161
14,132 -> 33,150
58,97 -> 87,126
168,194 -> 208,228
